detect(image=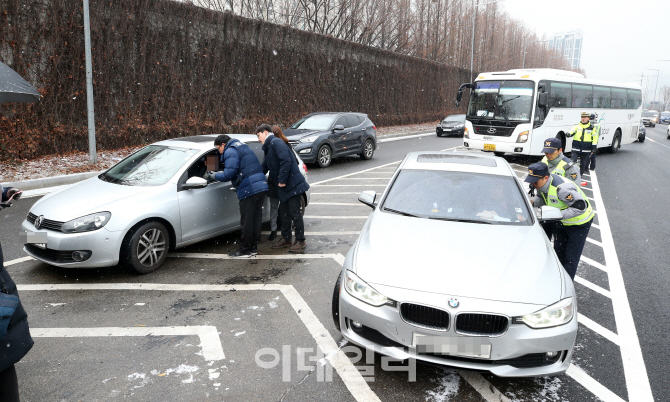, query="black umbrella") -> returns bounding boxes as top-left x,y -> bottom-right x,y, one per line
0,61 -> 41,104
